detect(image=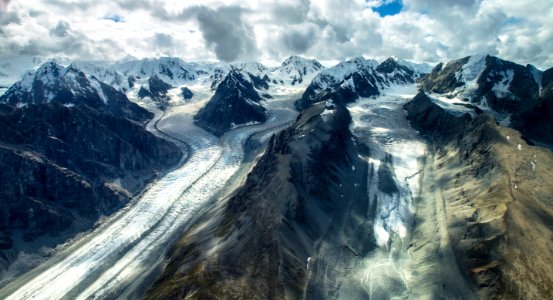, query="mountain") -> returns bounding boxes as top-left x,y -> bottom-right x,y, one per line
376,56 -> 431,84
0,62 -> 151,122
296,57 -> 383,110
1,54 -> 553,299
114,57 -> 201,85
0,56 -> 71,95
296,56 -> 429,110
137,74 -> 174,107
511,67 -> 553,146
420,55 -> 541,114
70,61 -> 131,93
272,55 -> 324,86
194,70 -> 267,136
0,61 -> 183,275
146,100 -> 367,299
404,92 -> 553,299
